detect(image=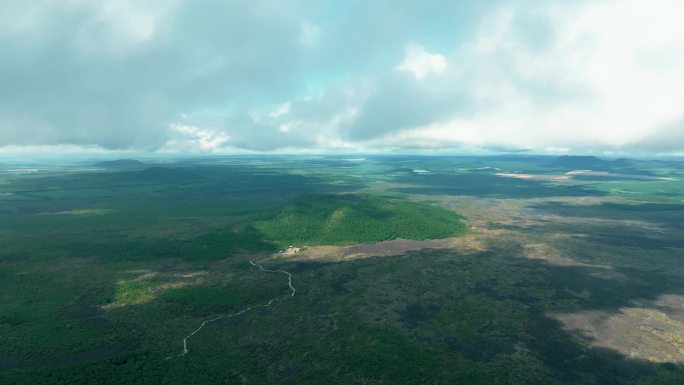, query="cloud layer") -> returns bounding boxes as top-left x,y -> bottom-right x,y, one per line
1,0 -> 683,154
